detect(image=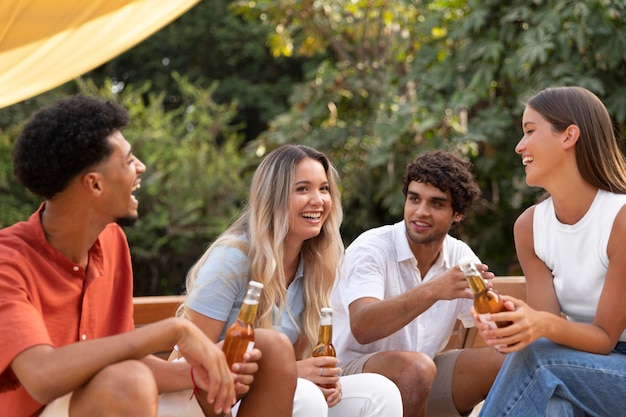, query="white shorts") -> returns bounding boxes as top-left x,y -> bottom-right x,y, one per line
39,388 -> 210,417
40,393 -> 72,417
